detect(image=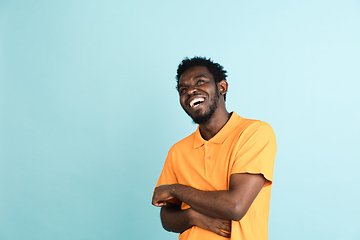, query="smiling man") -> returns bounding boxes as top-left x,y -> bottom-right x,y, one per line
152,57 -> 277,240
